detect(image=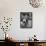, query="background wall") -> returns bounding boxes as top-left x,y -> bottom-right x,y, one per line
0,0 -> 46,40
